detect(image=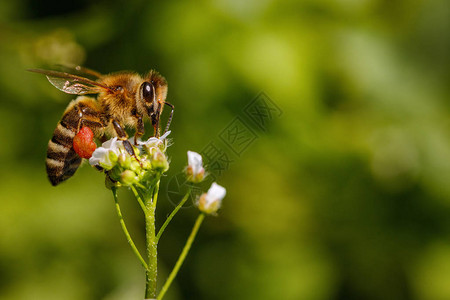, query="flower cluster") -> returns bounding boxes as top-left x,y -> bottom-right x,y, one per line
89,134 -> 226,215
89,132 -> 171,187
